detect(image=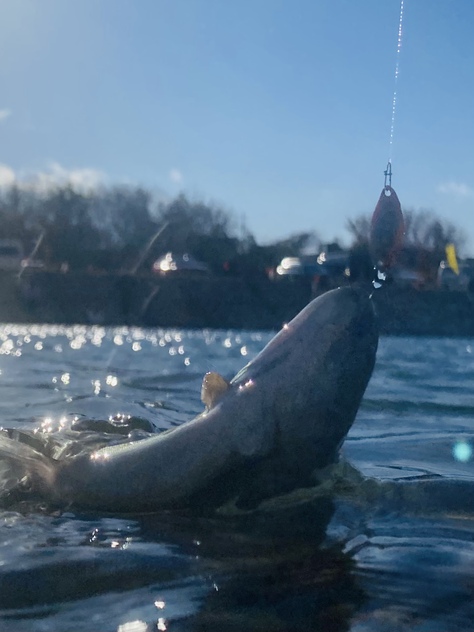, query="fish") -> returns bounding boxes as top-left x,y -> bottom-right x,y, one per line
0,286 -> 378,513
